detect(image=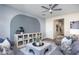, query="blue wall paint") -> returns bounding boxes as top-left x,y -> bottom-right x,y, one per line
10,14 -> 40,41
0,5 -> 45,39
